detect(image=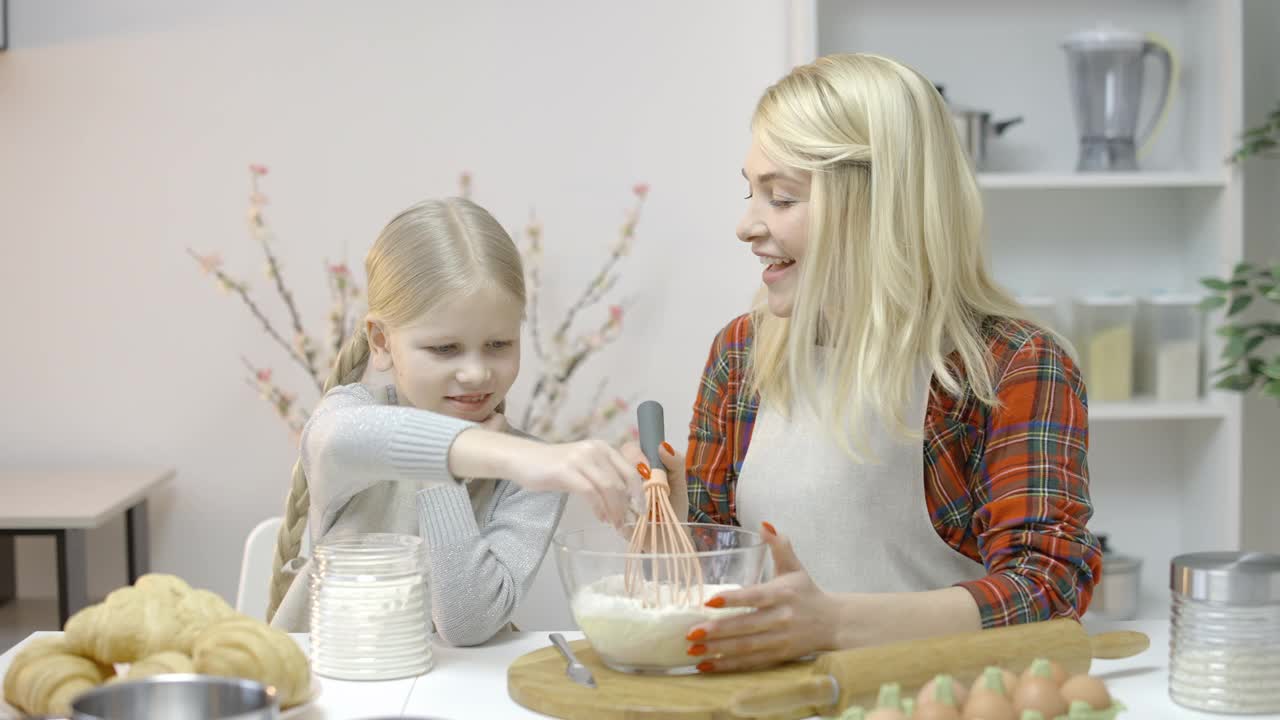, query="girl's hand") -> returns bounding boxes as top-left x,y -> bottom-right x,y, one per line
507,439 -> 642,528
480,411 -> 510,434
619,440 -> 688,523
684,522 -> 839,672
